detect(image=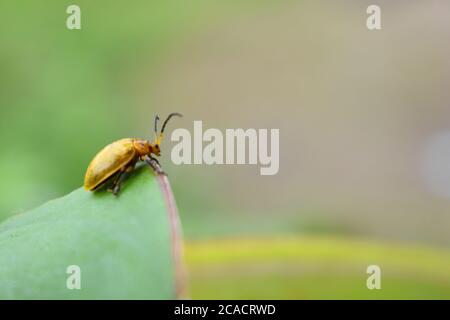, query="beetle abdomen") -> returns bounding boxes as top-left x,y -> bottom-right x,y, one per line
84,138 -> 137,191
